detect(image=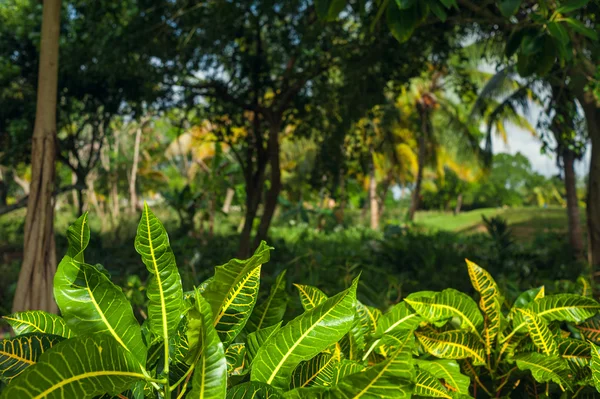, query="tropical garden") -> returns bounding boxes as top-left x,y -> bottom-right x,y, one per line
1,0 -> 600,397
